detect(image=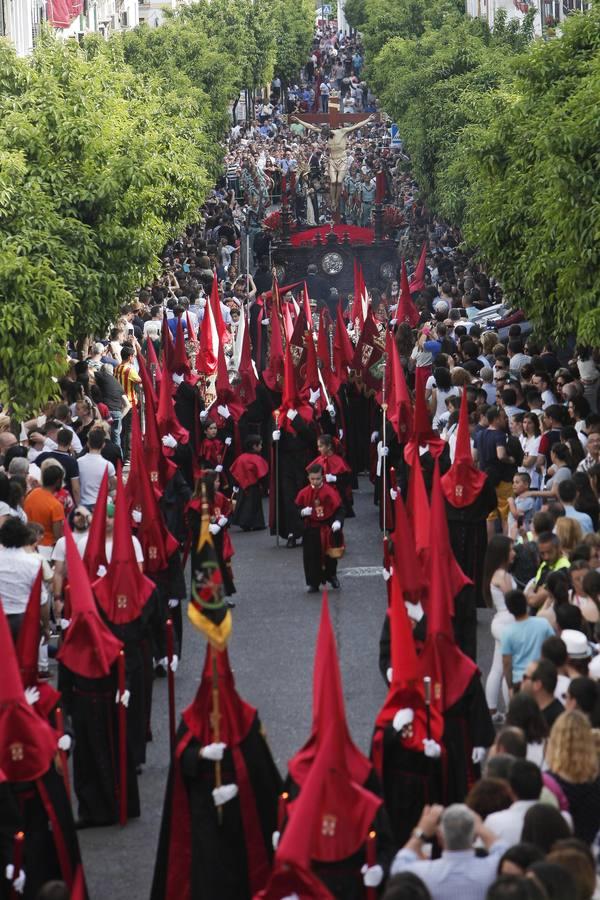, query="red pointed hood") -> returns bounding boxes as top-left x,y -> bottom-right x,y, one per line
210,272 -> 227,342
140,374 -> 177,496
82,468 -> 108,579
182,646 -> 256,746
405,367 -> 445,460
382,330 -> 413,441
16,570 -> 61,718
406,453 -> 430,561
390,491 -> 426,602
93,468 -> 155,624
16,568 -> 45,688
198,278 -> 219,375
235,315 -> 258,407
317,309 -> 339,397
303,330 -> 320,392
0,604 -> 58,781
419,463 -> 477,711
409,242 -> 427,294
372,564 -> 445,774
303,281 -> 313,324
138,349 -> 158,409
282,302 -> 295,342
351,260 -> 368,329
333,300 -> 354,382
57,523 -> 123,679
279,344 -> 313,429
172,316 -> 191,378
292,719 -> 381,863
157,371 -> 189,445
145,332 -> 162,389
214,340 -> 243,421
430,461 -> 472,609
288,595 -> 371,788
441,390 -> 486,507
375,566 -> 426,733
263,304 -> 285,392
257,742 -> 335,900
161,314 -> 174,371
395,259 -> 420,327
129,406 -> 178,574
186,310 -> 197,343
